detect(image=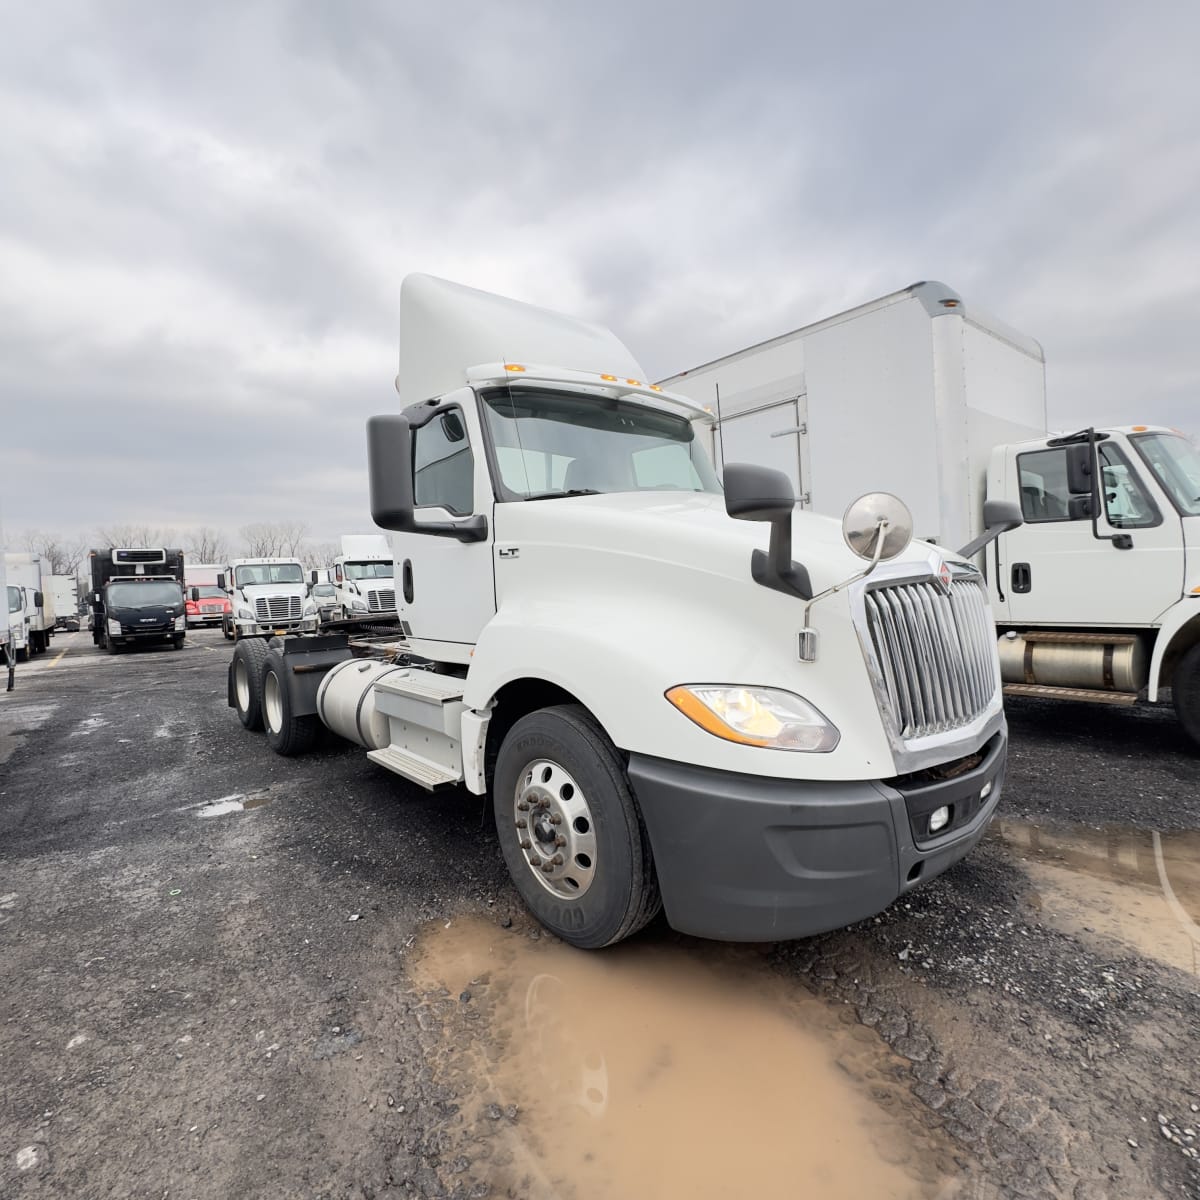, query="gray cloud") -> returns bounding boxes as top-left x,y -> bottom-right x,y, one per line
1,0 -> 1197,547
